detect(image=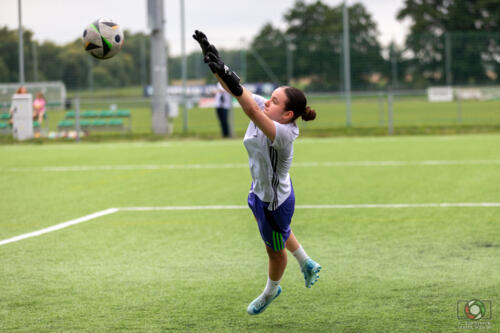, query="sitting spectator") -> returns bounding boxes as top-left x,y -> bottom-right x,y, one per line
33,91 -> 46,124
